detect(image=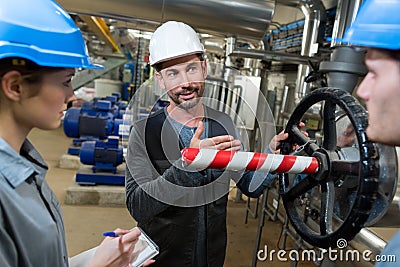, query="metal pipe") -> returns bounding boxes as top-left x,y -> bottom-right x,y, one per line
220,35 -> 238,115
320,46 -> 367,93
243,41 -> 264,76
351,228 -> 387,258
319,0 -> 366,93
330,0 -> 363,47
294,0 -> 326,101
57,0 -> 275,40
229,48 -> 320,65
225,36 -> 237,58
203,38 -> 225,57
